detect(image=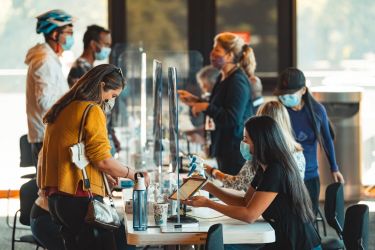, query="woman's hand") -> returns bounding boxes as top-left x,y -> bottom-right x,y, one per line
191,102 -> 209,116
142,171 -> 151,187
177,90 -> 199,105
204,164 -> 215,178
332,171 -> 345,184
182,196 -> 210,208
106,174 -> 118,190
